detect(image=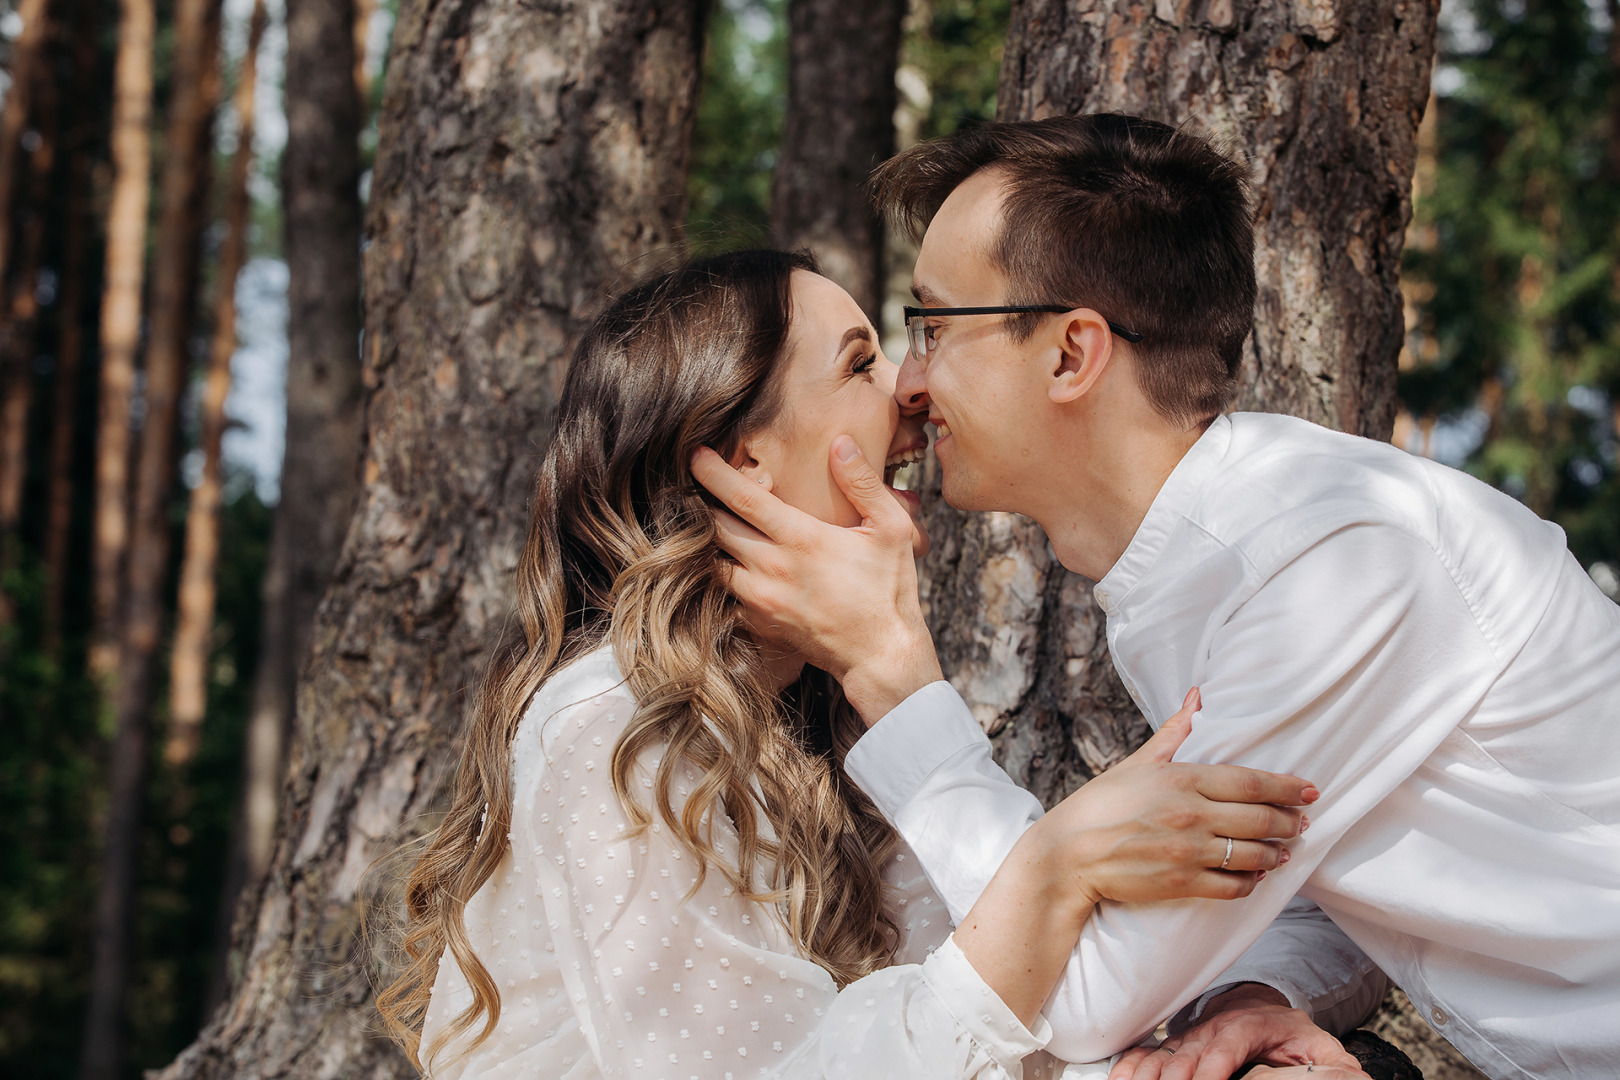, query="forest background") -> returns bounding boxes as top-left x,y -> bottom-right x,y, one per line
0,0 -> 1615,1077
